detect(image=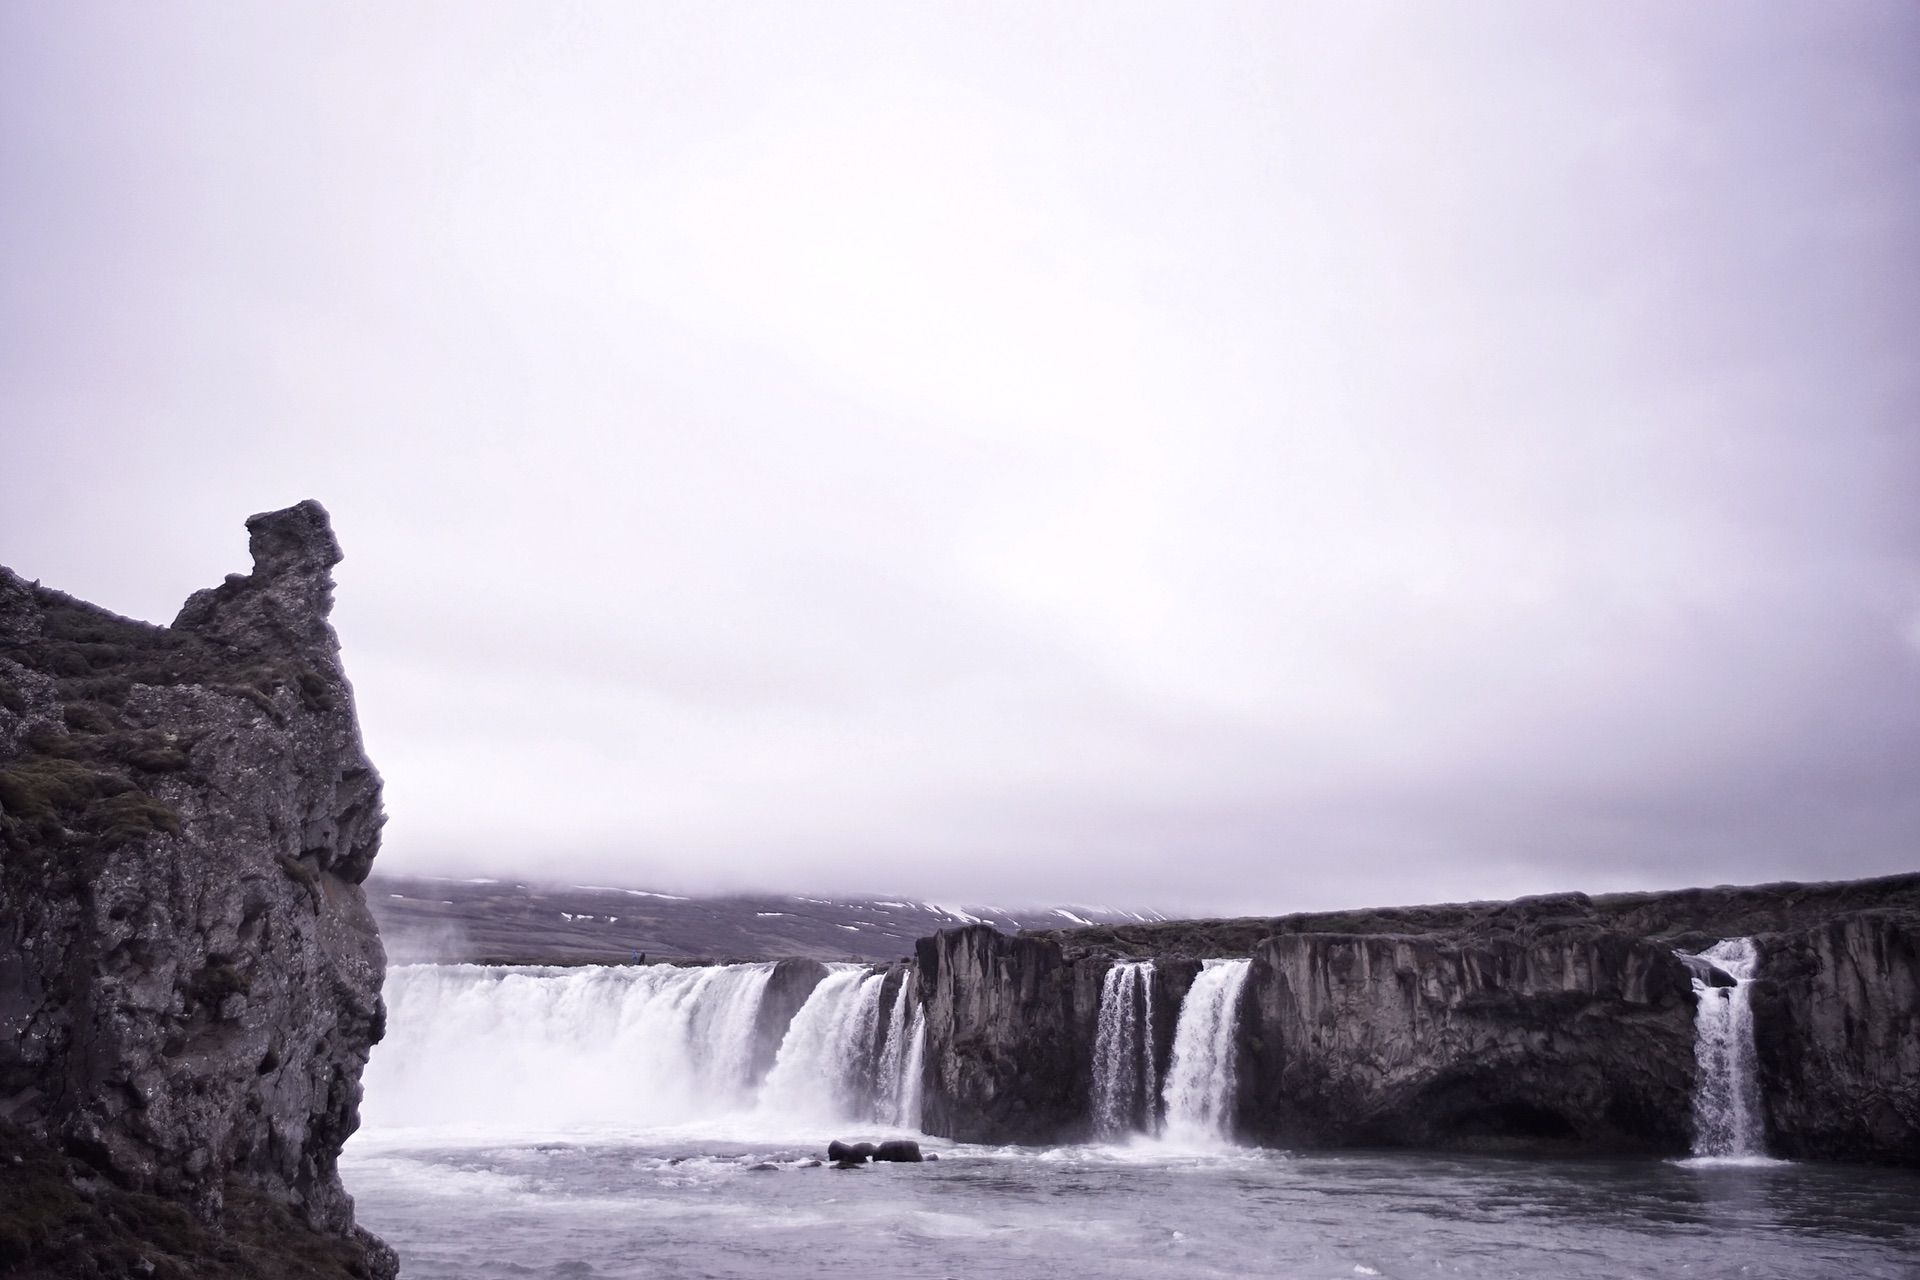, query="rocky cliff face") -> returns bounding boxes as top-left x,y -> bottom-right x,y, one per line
1751,911 -> 1918,1162
0,501 -> 394,1277
915,926 -> 1096,1142
913,927 -> 1200,1144
1241,913 -> 1696,1154
923,877 -> 1917,1165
